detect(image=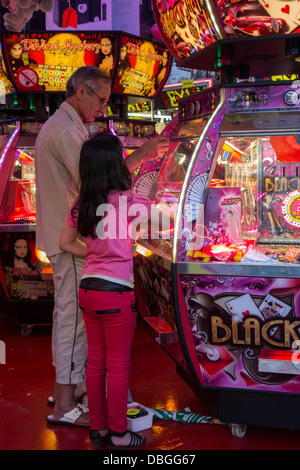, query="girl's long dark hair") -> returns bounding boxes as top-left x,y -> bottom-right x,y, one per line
74,134 -> 132,238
